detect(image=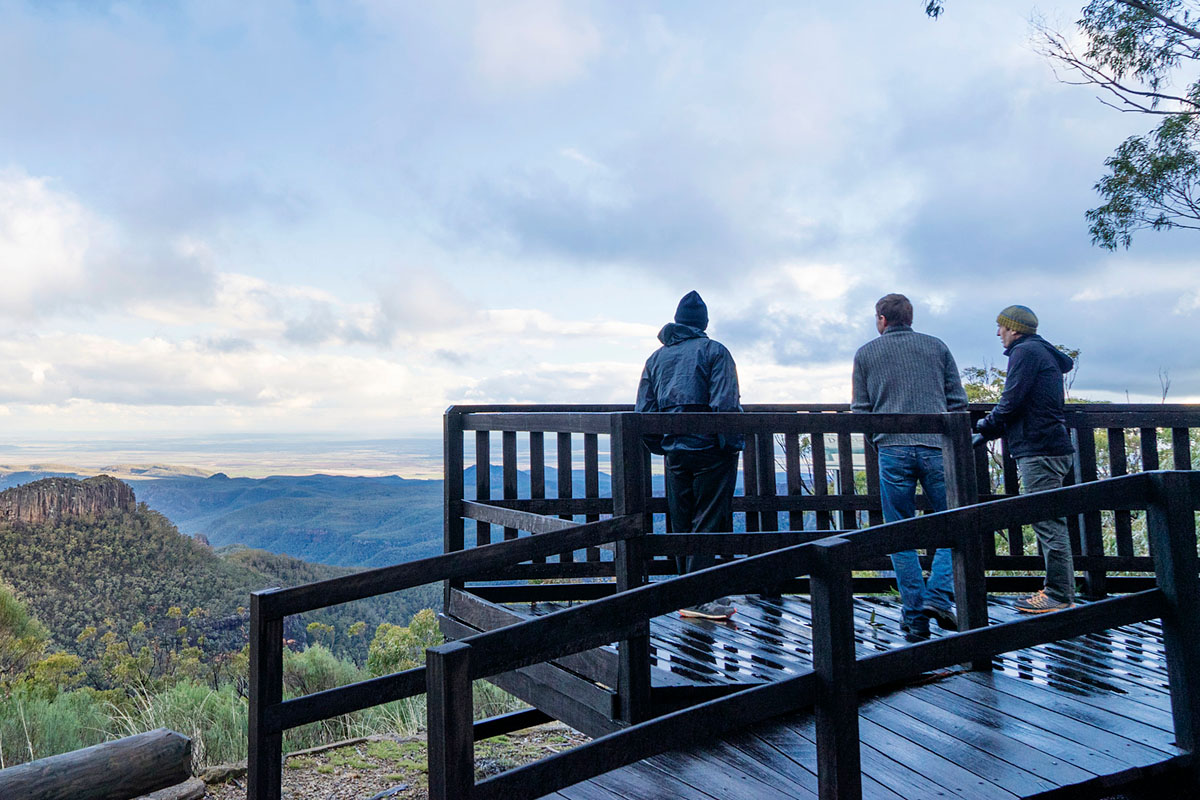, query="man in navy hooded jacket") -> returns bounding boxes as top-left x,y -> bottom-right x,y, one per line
636,291 -> 743,620
975,305 -> 1077,613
